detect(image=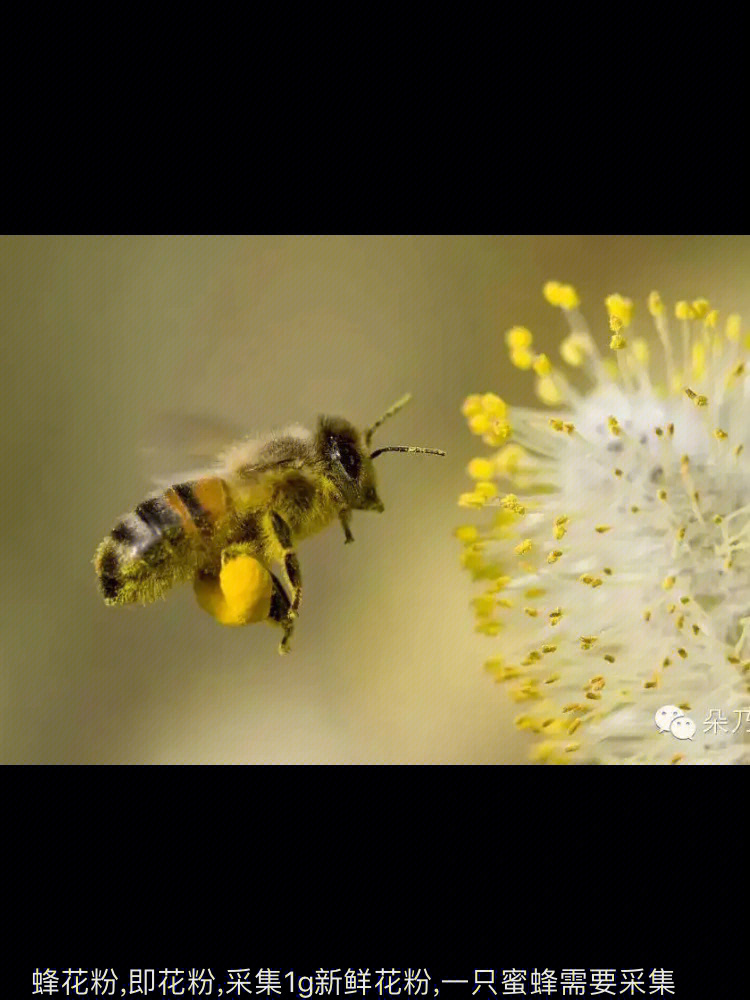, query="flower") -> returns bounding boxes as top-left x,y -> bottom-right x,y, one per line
458,283 -> 750,763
